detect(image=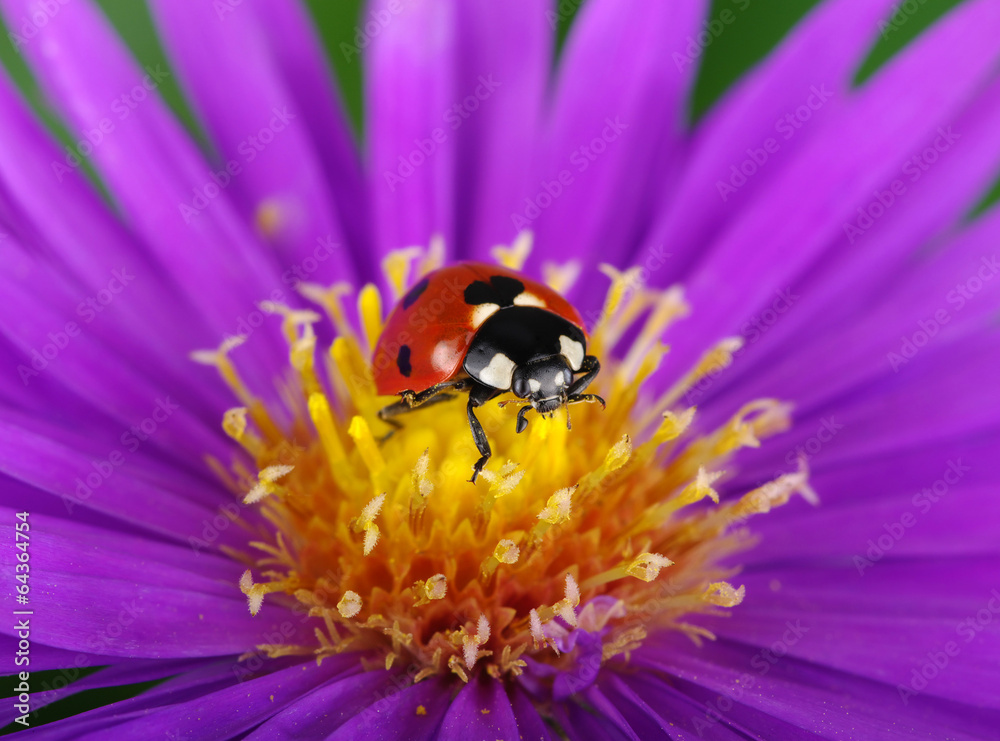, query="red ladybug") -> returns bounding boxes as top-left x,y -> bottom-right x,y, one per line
374,262 -> 604,482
